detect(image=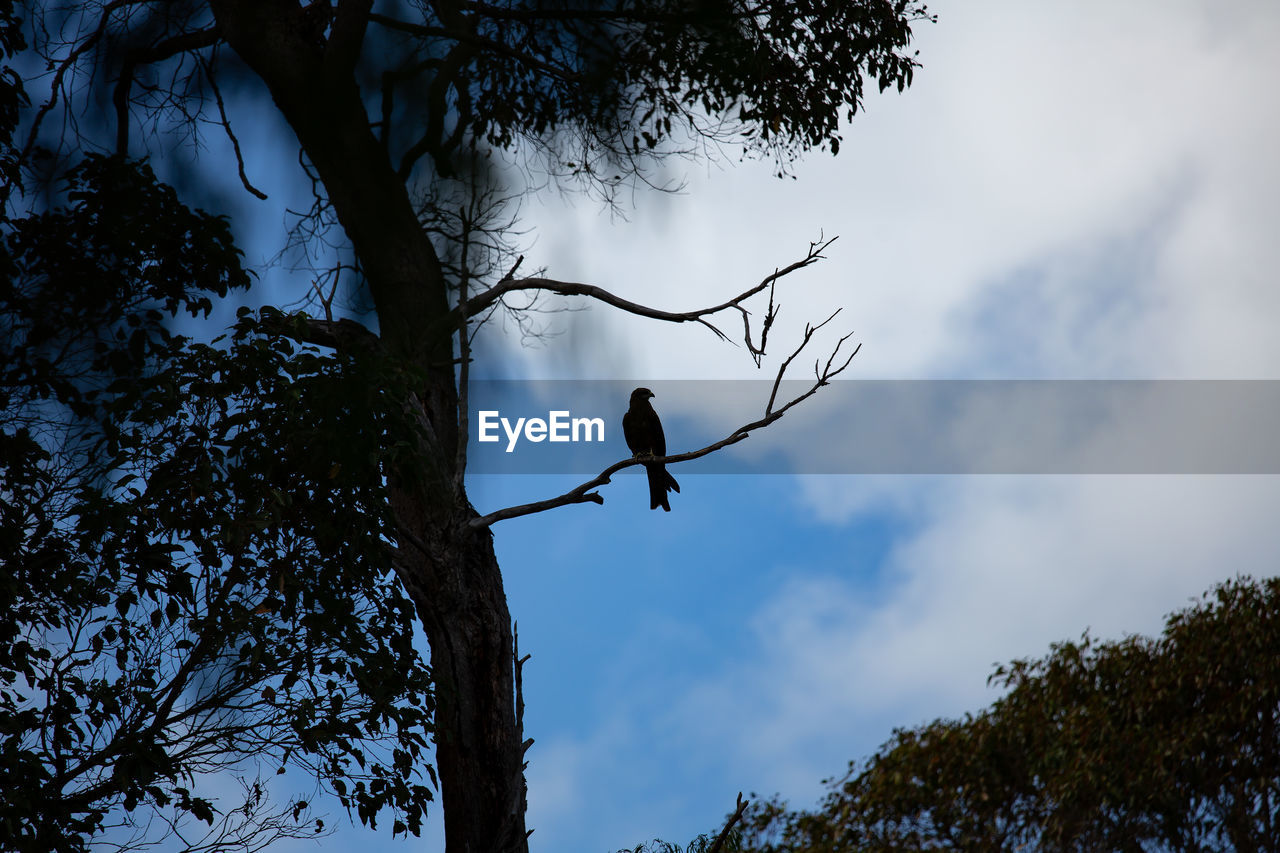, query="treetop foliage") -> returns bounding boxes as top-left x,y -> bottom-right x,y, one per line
742,575 -> 1280,853
362,0 -> 932,173
29,0 -> 934,201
